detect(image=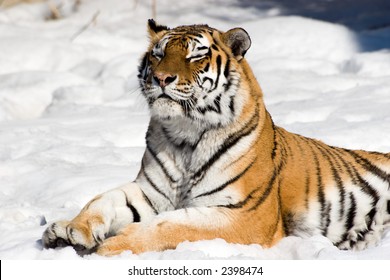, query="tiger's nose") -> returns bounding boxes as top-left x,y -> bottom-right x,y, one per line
153,72 -> 177,88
